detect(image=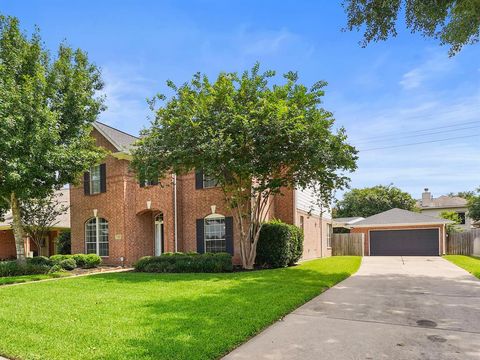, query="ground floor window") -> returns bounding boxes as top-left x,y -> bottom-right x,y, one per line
204,215 -> 226,253
85,217 -> 109,256
327,223 -> 333,248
